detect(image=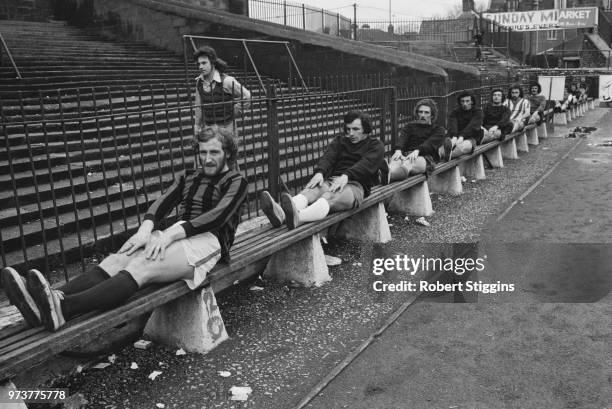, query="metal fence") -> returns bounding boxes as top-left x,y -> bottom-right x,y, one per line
248,0 -> 352,38
356,18 -> 474,42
